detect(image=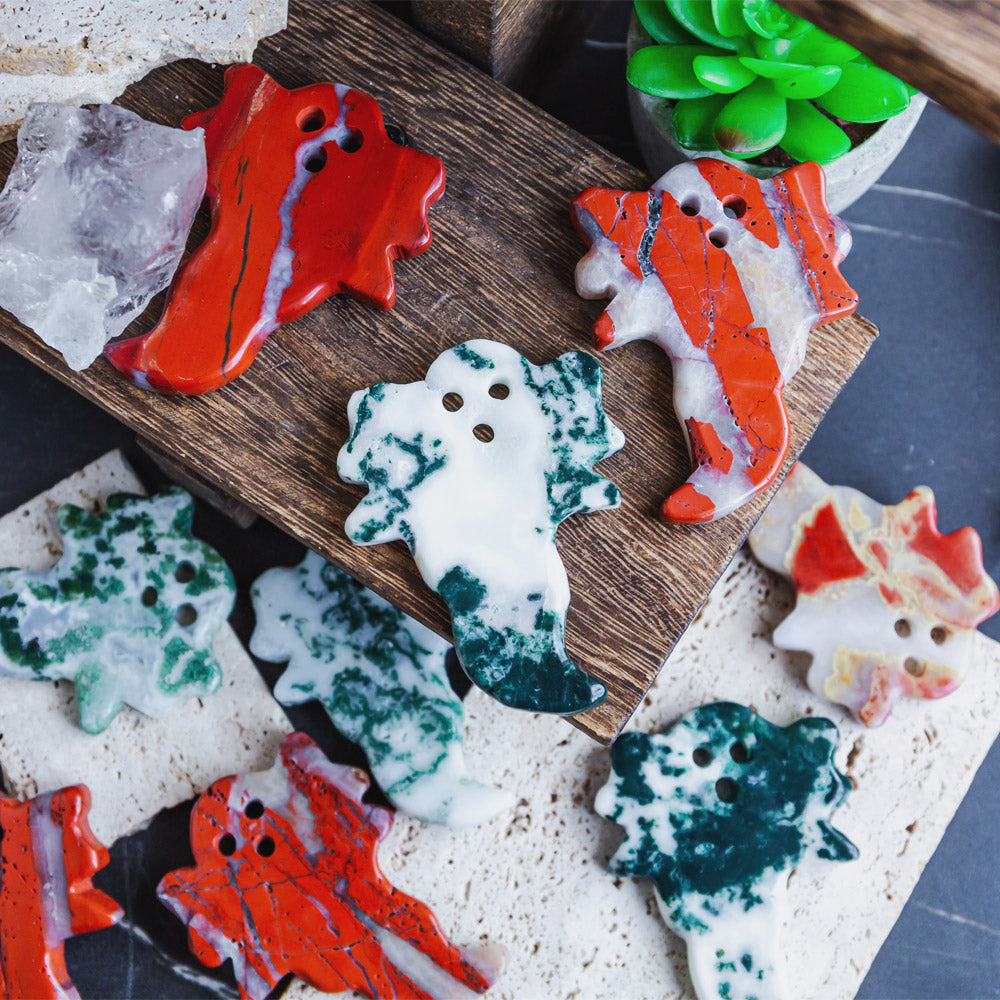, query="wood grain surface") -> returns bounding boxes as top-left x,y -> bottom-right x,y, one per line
784,0 -> 1000,144
0,1 -> 877,744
